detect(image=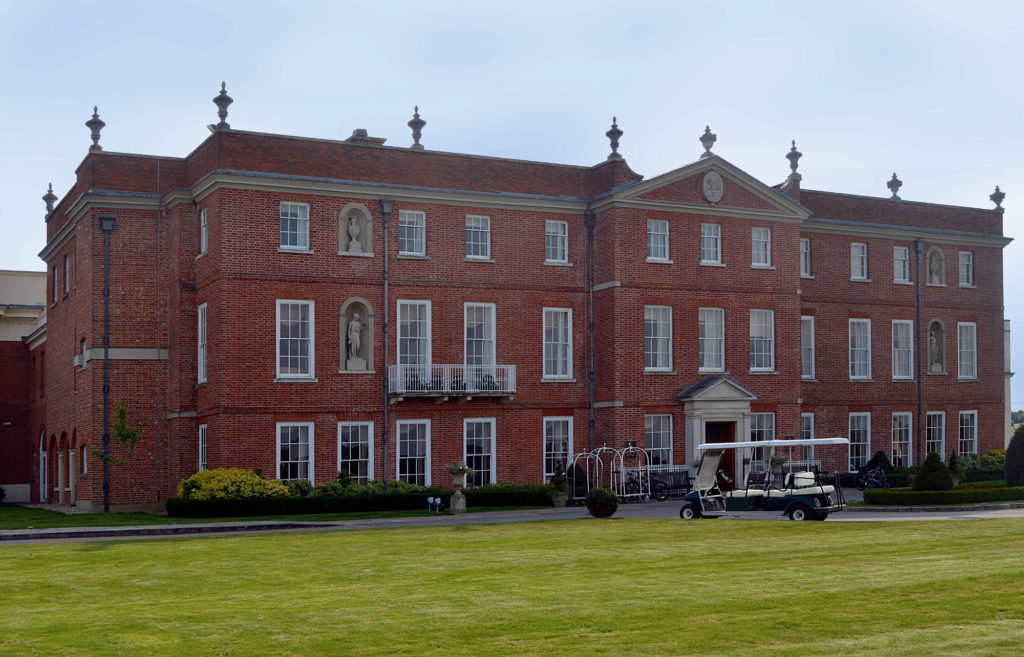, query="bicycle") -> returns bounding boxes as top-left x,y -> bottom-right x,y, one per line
623,471 -> 670,501
854,466 -> 890,491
